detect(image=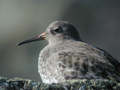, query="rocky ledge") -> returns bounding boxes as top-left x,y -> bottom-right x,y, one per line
0,77 -> 120,90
